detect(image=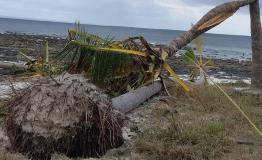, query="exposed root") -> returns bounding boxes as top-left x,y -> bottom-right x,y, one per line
5,73 -> 124,160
